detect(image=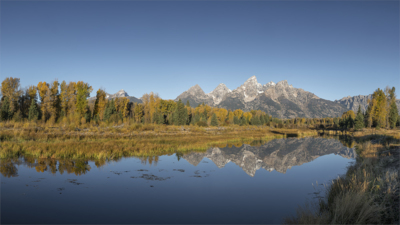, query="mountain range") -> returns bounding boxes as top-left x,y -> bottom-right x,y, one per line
95,76 -> 399,119
88,89 -> 142,103
182,137 -> 356,176
175,76 -> 349,118
334,94 -> 400,113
